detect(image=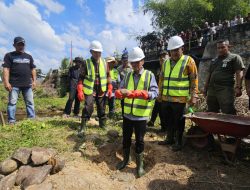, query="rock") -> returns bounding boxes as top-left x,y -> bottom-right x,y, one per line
12,148 -> 31,165
26,182 -> 53,190
15,165 -> 33,186
47,157 -> 65,174
0,171 -> 17,190
107,130 -> 119,139
0,158 -> 18,175
22,165 -> 52,189
31,147 -> 57,165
